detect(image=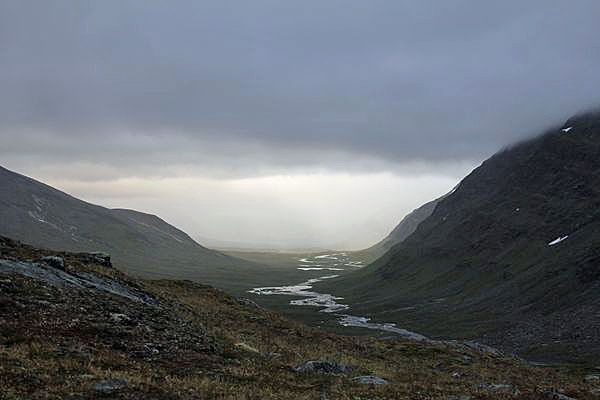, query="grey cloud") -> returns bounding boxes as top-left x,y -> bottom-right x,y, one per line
1,0 -> 600,173
1,129 -> 476,182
